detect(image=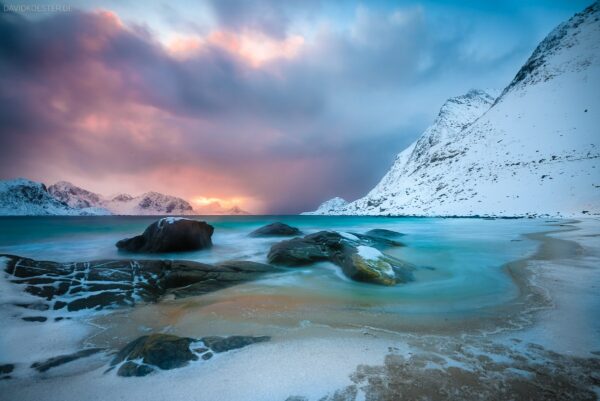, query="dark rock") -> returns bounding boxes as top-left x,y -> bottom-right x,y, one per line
268,231 -> 413,286
117,361 -> 155,377
14,302 -> 49,311
112,334 -> 270,376
116,218 -> 214,253
201,335 -> 270,353
2,255 -> 278,312
111,334 -> 197,374
31,348 -> 104,372
0,364 -> 14,375
22,316 -> 47,322
249,222 -> 302,237
267,232 -> 338,266
364,229 -> 405,239
351,232 -> 404,248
